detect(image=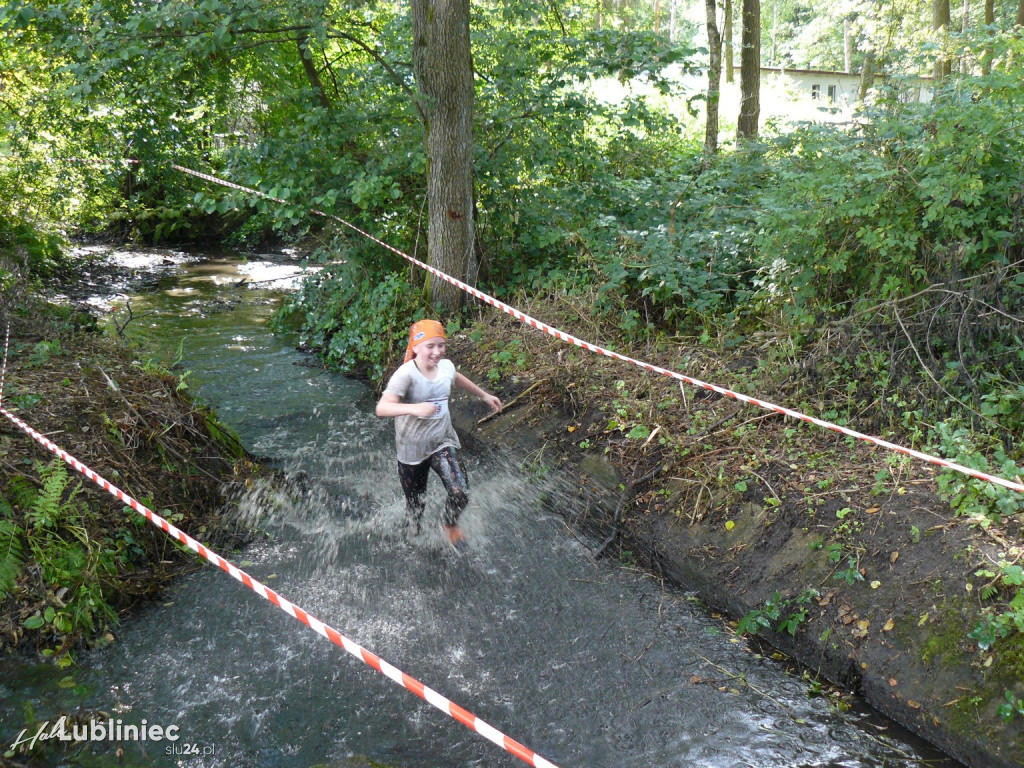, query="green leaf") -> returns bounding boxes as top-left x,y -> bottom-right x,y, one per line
626,424 -> 650,440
